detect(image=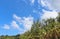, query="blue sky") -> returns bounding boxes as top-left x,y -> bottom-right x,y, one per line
0,0 -> 59,36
